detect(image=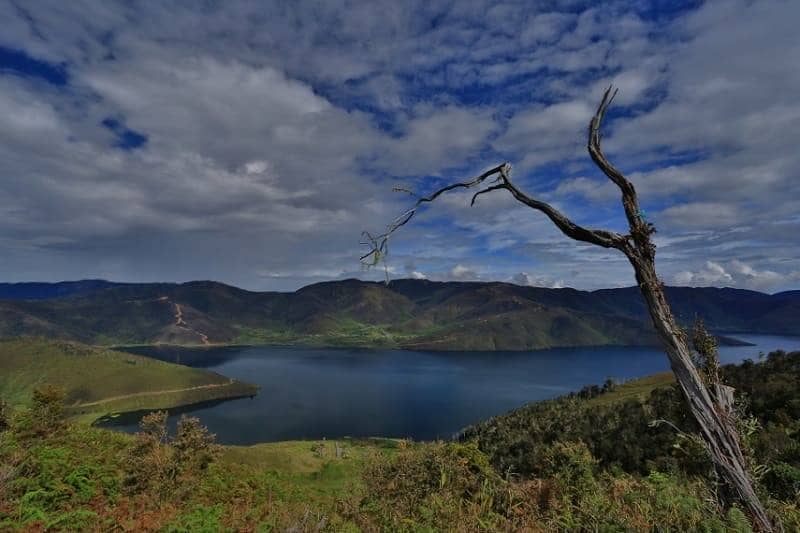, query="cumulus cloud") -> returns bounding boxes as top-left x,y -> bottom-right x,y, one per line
449,264 -> 480,281
674,260 -> 799,291
511,272 -> 564,289
0,0 -> 797,293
